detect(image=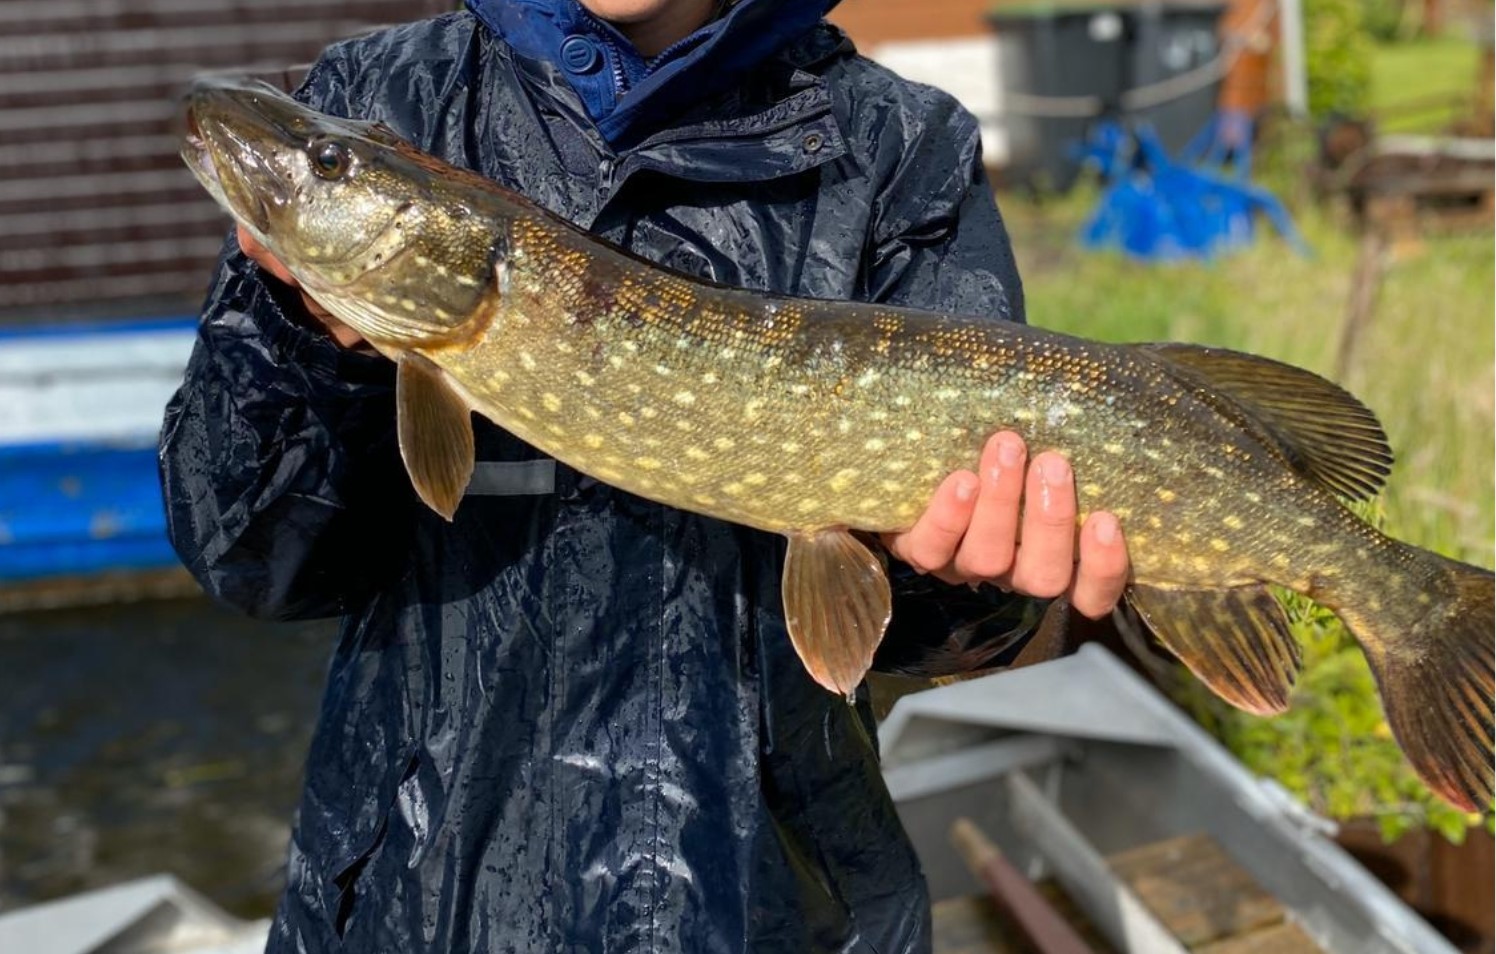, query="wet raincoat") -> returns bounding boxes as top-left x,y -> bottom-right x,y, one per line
160,3 -> 1036,951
